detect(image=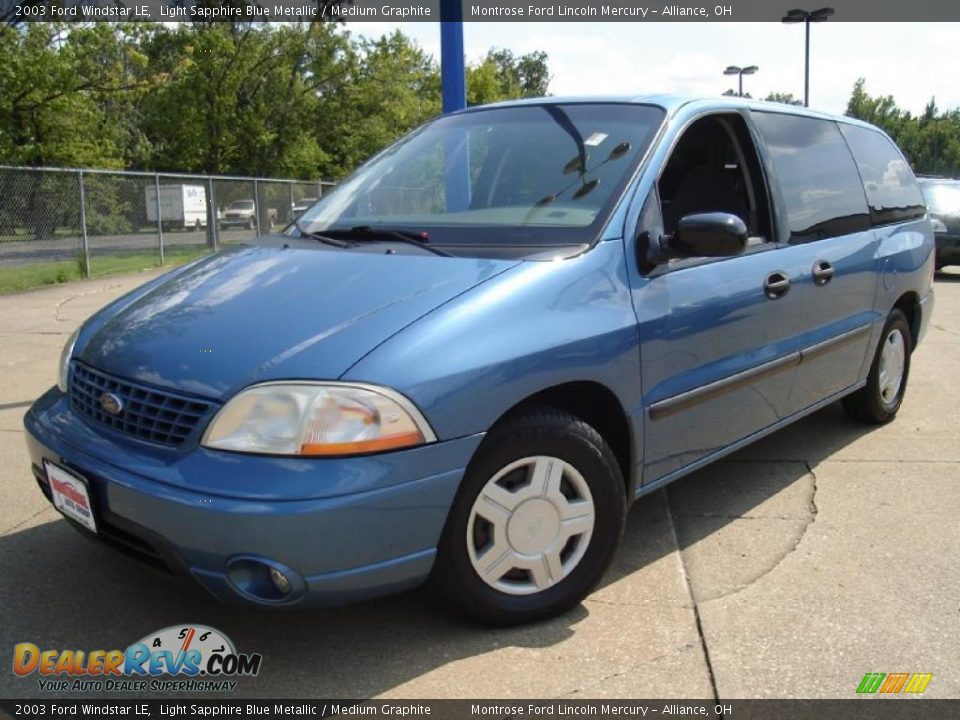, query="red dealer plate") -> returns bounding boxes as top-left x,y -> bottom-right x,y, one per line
44,460 -> 98,534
